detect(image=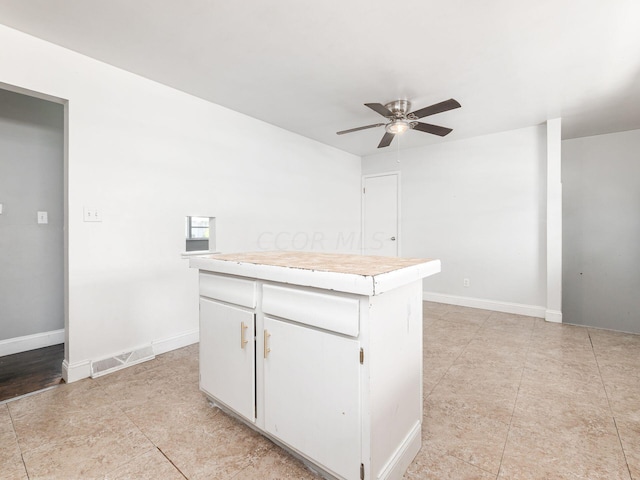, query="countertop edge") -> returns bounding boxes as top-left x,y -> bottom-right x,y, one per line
189,256 -> 441,296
